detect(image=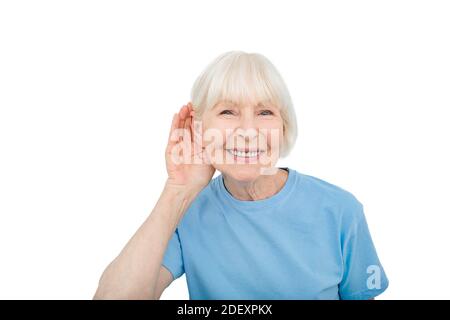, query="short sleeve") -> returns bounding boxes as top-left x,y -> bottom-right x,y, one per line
161,228 -> 185,280
338,200 -> 389,300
